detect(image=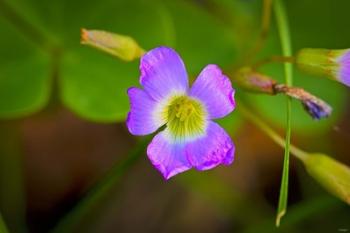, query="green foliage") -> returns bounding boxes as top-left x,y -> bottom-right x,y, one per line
0,0 -> 349,232
0,0 -> 237,122
1,0 -> 348,132
0,18 -> 50,118
163,0 -> 236,75
244,0 -> 349,134
60,48 -> 139,122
